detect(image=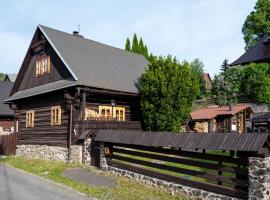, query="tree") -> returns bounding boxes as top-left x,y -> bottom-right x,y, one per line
125,33 -> 149,59
190,58 -> 206,99
242,63 -> 270,105
212,66 -> 244,105
131,33 -> 139,53
139,55 -> 199,132
242,0 -> 270,50
125,38 -> 131,51
221,58 -> 229,72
